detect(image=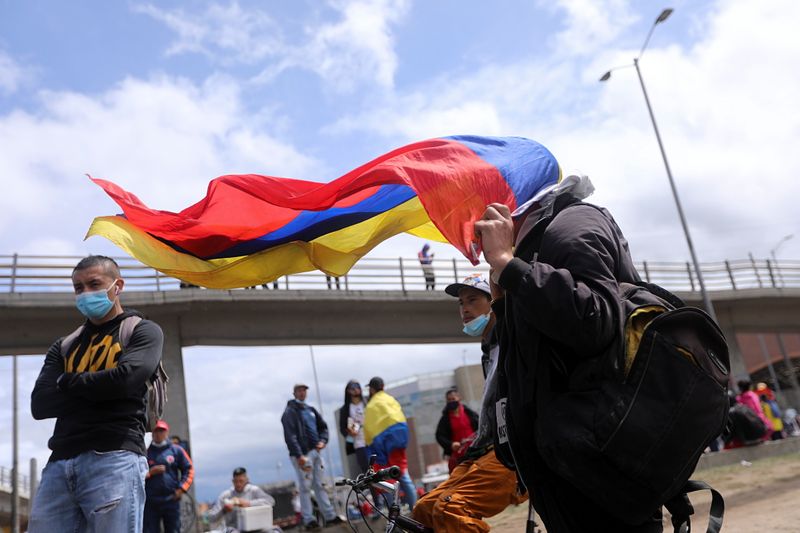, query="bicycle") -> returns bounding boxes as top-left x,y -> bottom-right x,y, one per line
336,465 -> 432,533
